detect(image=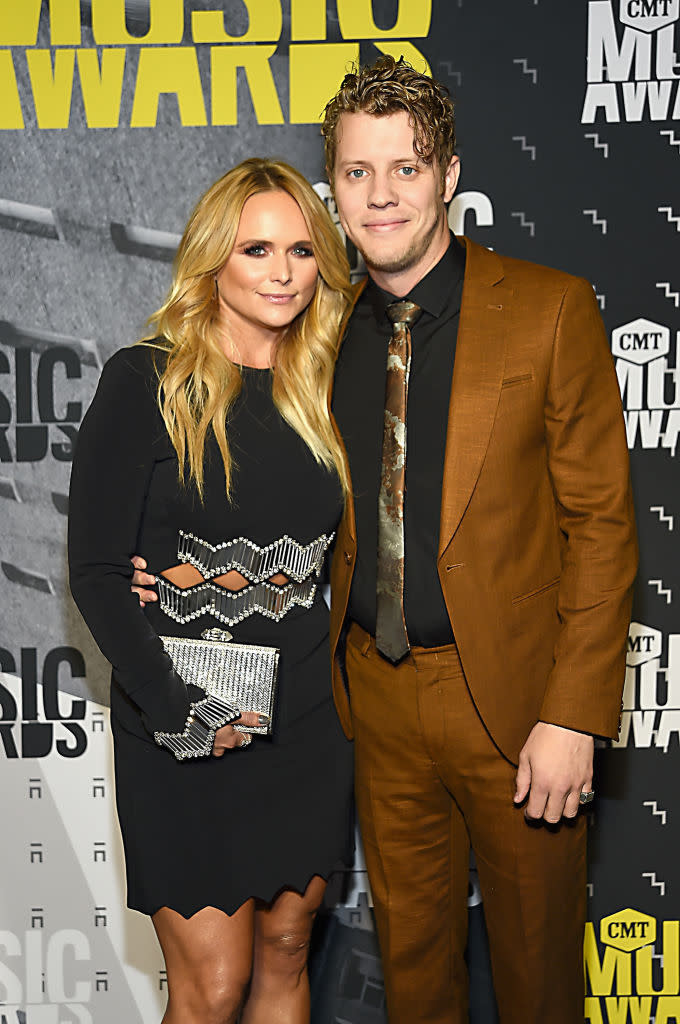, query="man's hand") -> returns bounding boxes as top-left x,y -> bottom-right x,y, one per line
514,721 -> 594,823
131,555 -> 158,607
